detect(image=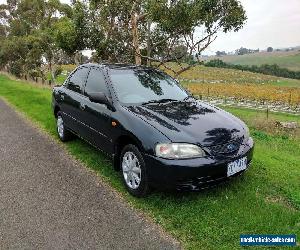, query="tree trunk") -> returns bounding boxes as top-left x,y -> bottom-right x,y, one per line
48,59 -> 55,85
146,20 -> 151,66
74,51 -> 81,66
131,13 -> 141,65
